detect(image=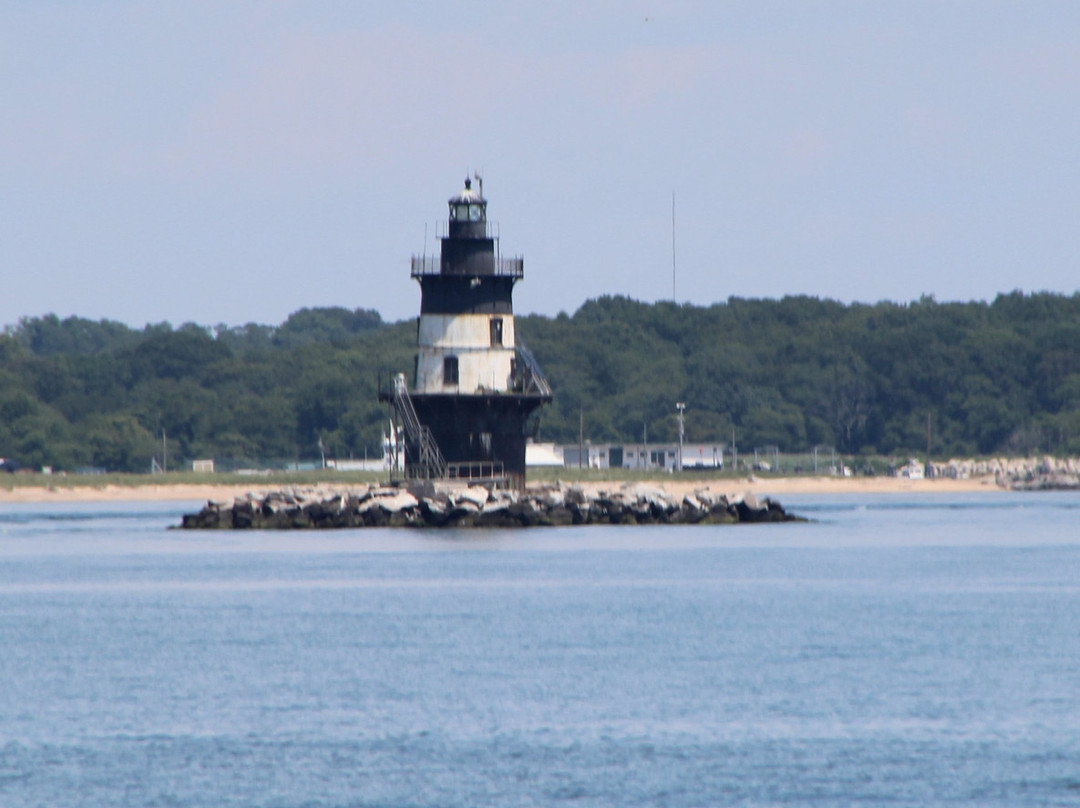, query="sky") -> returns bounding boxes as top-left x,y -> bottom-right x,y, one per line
3,1 -> 1080,330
